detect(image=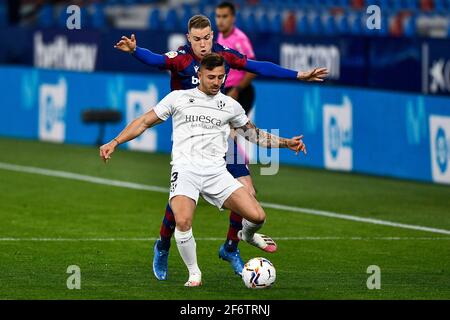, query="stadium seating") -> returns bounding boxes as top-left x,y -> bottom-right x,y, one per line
8,0 -> 450,38
37,4 -> 54,28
